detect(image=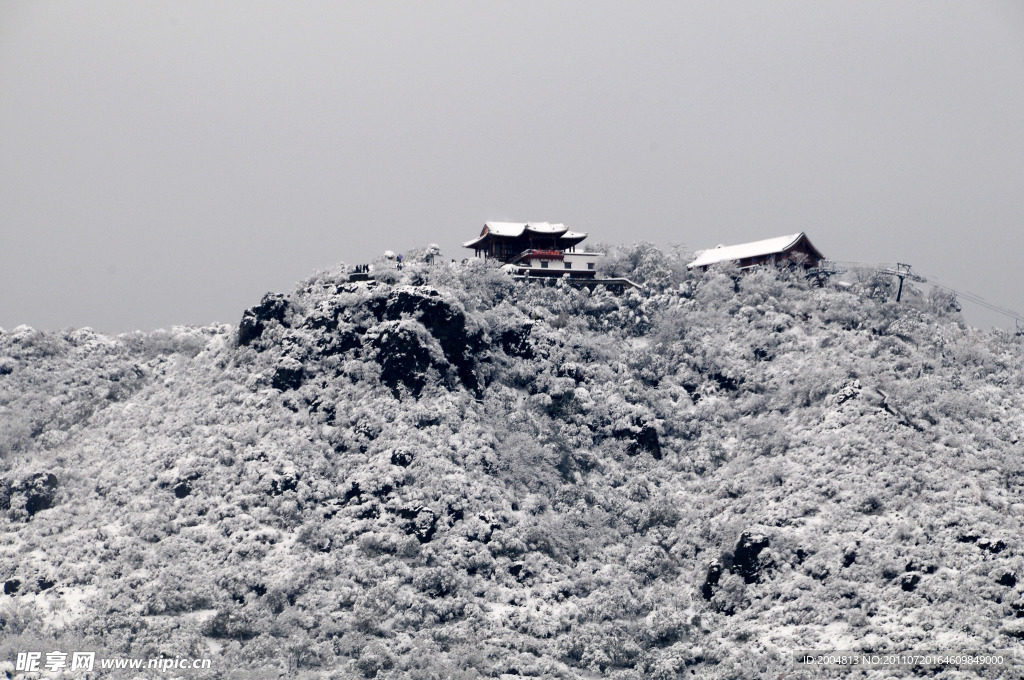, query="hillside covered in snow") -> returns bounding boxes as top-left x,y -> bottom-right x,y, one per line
2,245 -> 1023,679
